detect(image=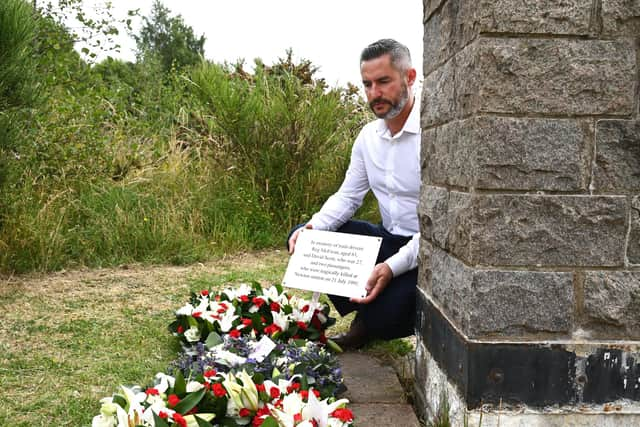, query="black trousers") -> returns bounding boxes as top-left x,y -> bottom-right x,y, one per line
287,220 -> 417,340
